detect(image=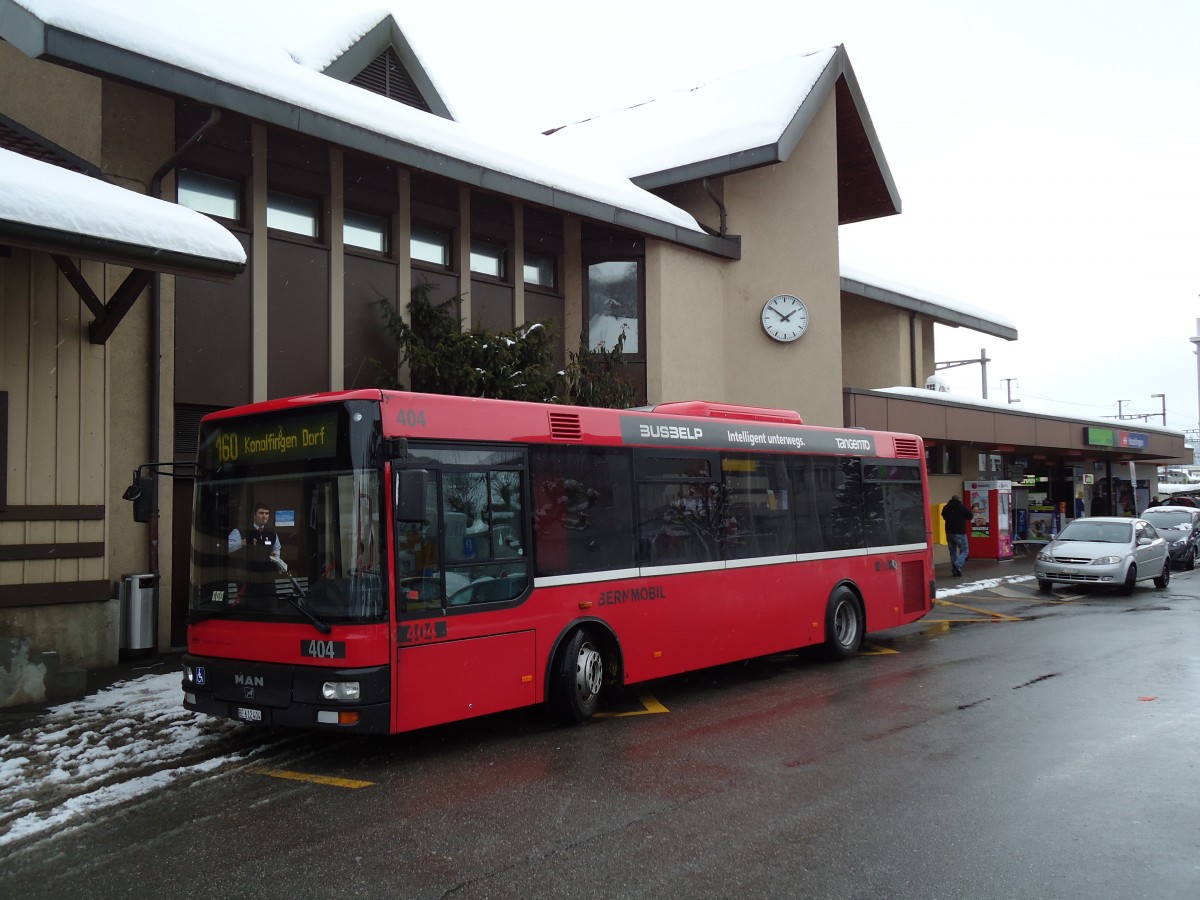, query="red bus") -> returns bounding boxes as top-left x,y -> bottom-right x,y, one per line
183,390 -> 934,733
